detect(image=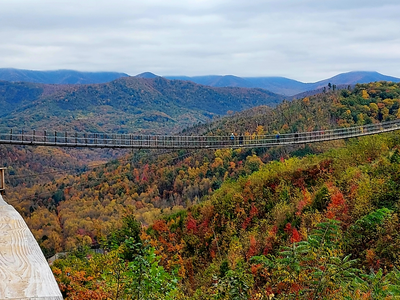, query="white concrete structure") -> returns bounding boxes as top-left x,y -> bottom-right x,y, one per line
0,195 -> 63,300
